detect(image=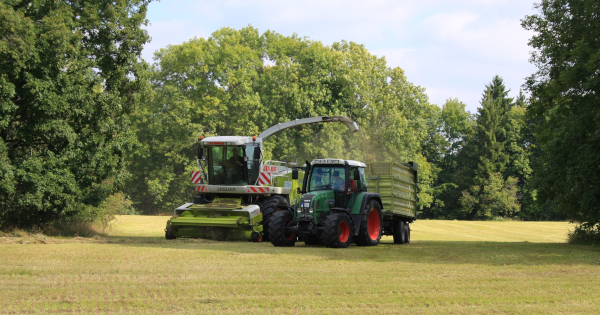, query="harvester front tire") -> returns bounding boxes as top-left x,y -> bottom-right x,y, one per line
393,220 -> 406,244
322,212 -> 353,248
251,232 -> 262,242
355,199 -> 383,246
259,195 -> 289,242
269,211 -> 296,247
